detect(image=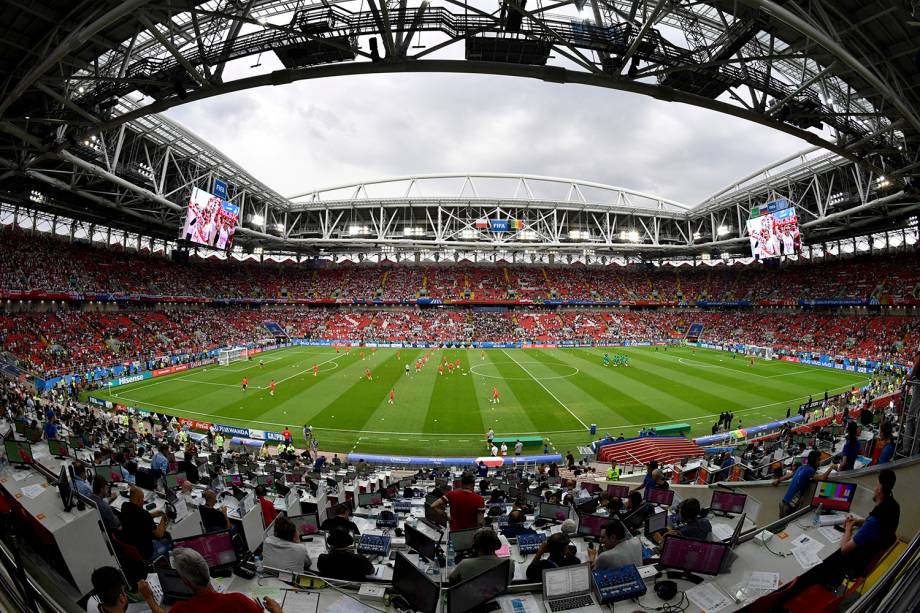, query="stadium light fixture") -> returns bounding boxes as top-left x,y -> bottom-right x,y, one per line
619,230 -> 640,243
29,189 -> 44,203
519,230 -> 537,240
568,229 -> 590,240
274,223 -> 285,233
460,228 -> 478,239
693,231 -> 701,240
250,214 -> 265,226
403,227 -> 424,237
717,225 -> 731,237
348,225 -> 371,236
